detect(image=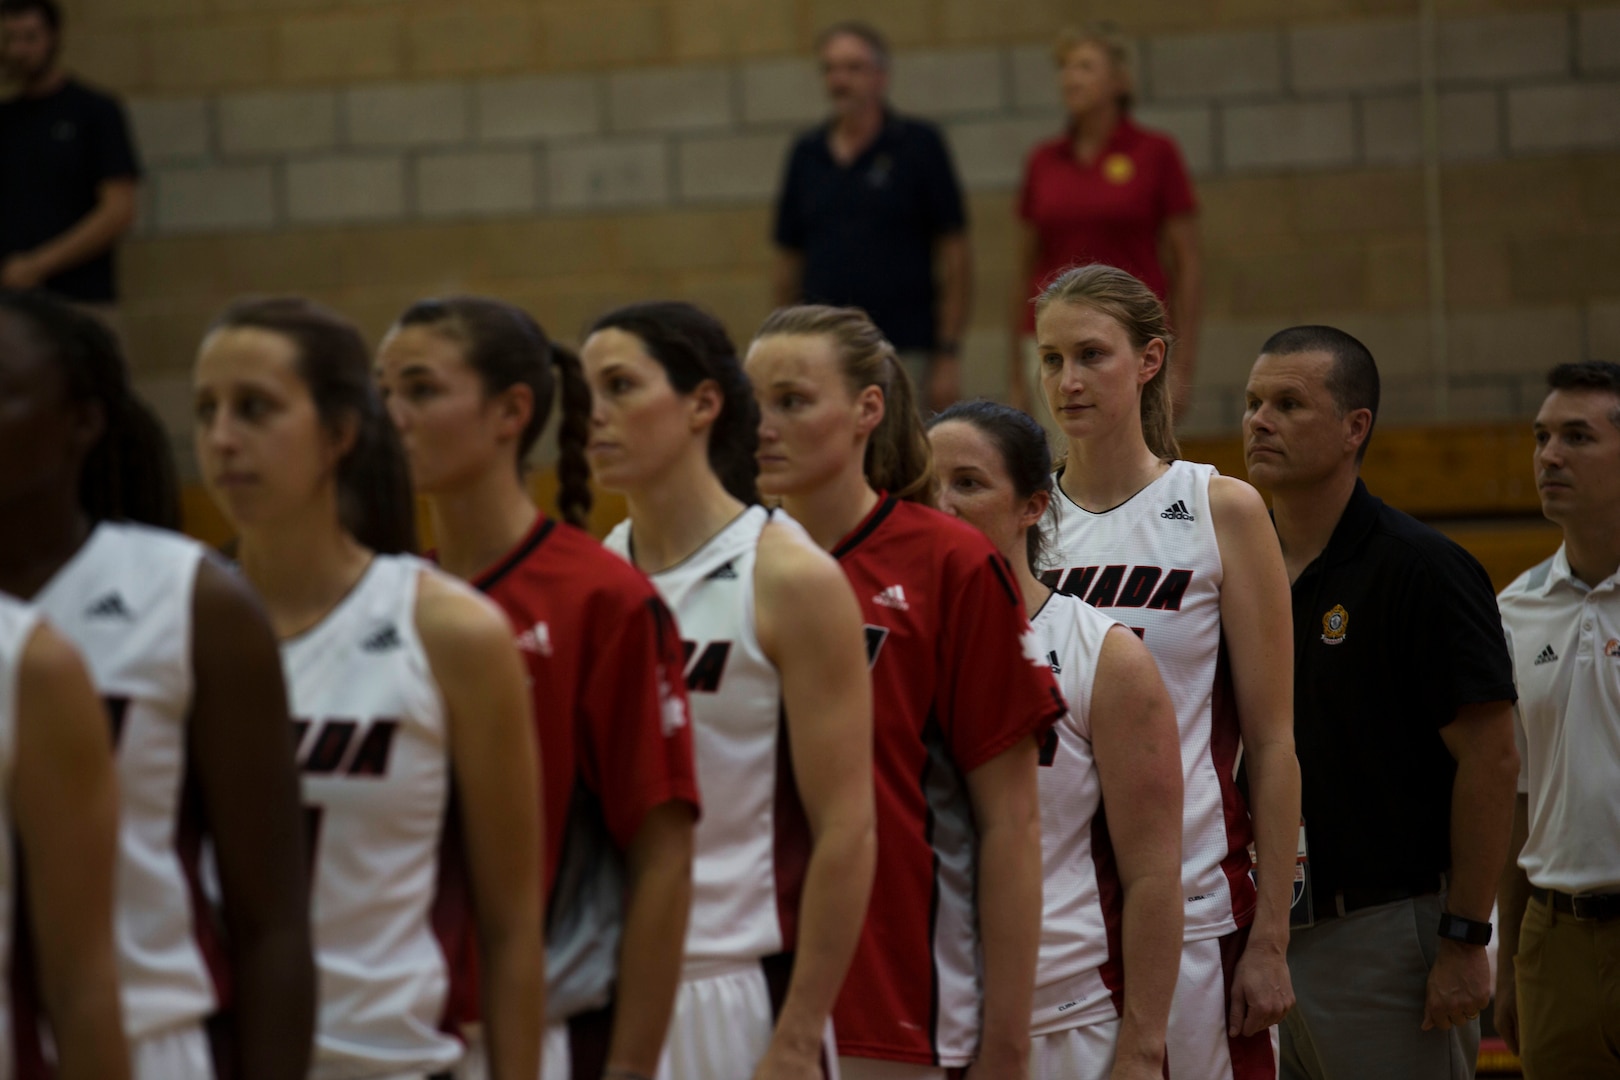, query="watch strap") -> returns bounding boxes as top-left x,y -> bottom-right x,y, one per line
1437,912 -> 1493,946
